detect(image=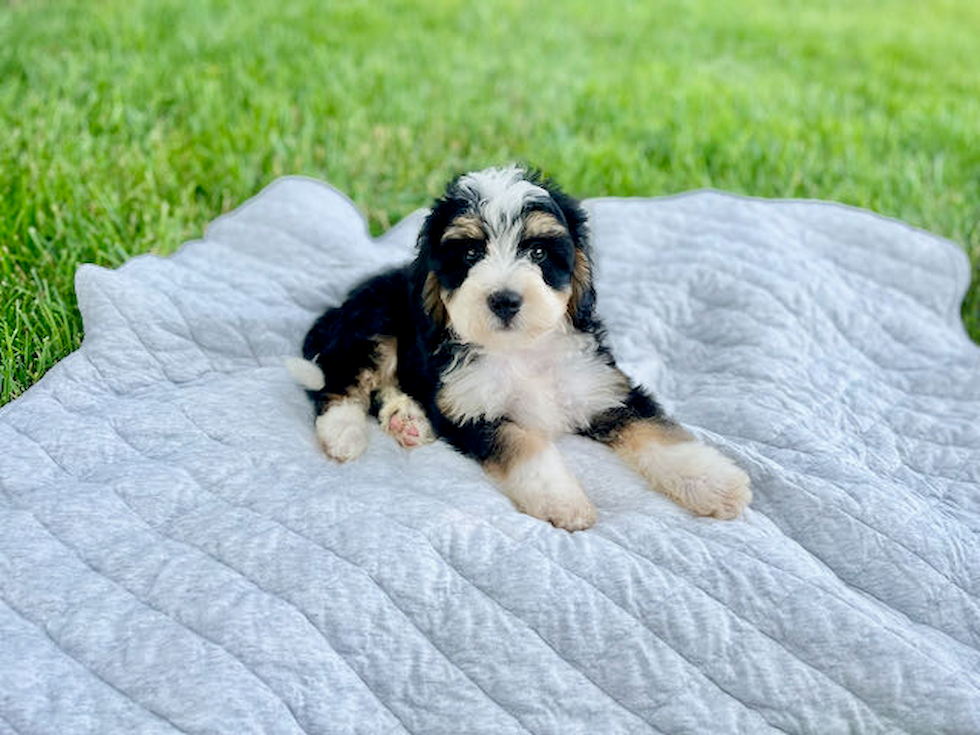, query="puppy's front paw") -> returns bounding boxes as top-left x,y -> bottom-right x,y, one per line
656,443 -> 752,519
516,491 -> 597,532
315,402 -> 370,462
499,442 -> 597,531
379,393 -> 435,449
